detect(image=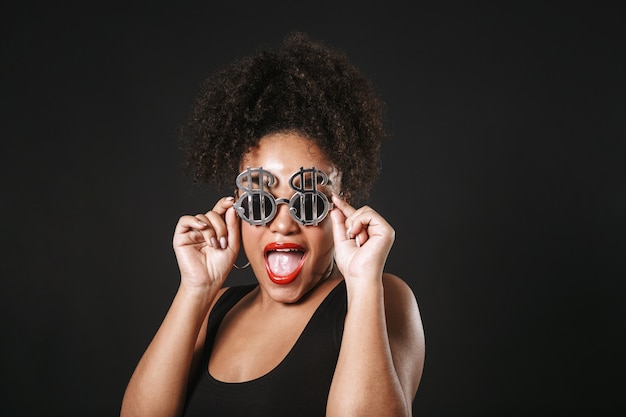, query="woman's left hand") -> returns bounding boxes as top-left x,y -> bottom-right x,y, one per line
329,194 -> 395,285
